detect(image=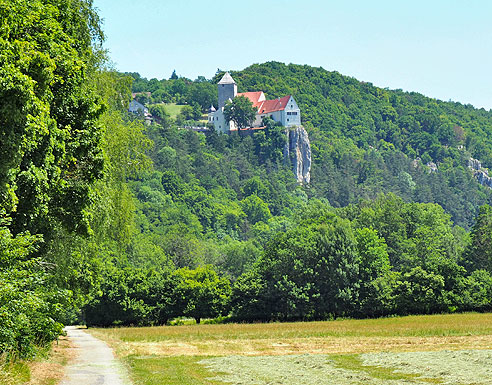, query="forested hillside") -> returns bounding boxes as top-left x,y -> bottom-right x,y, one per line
131,62 -> 492,229
232,63 -> 492,228
3,0 -> 492,367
